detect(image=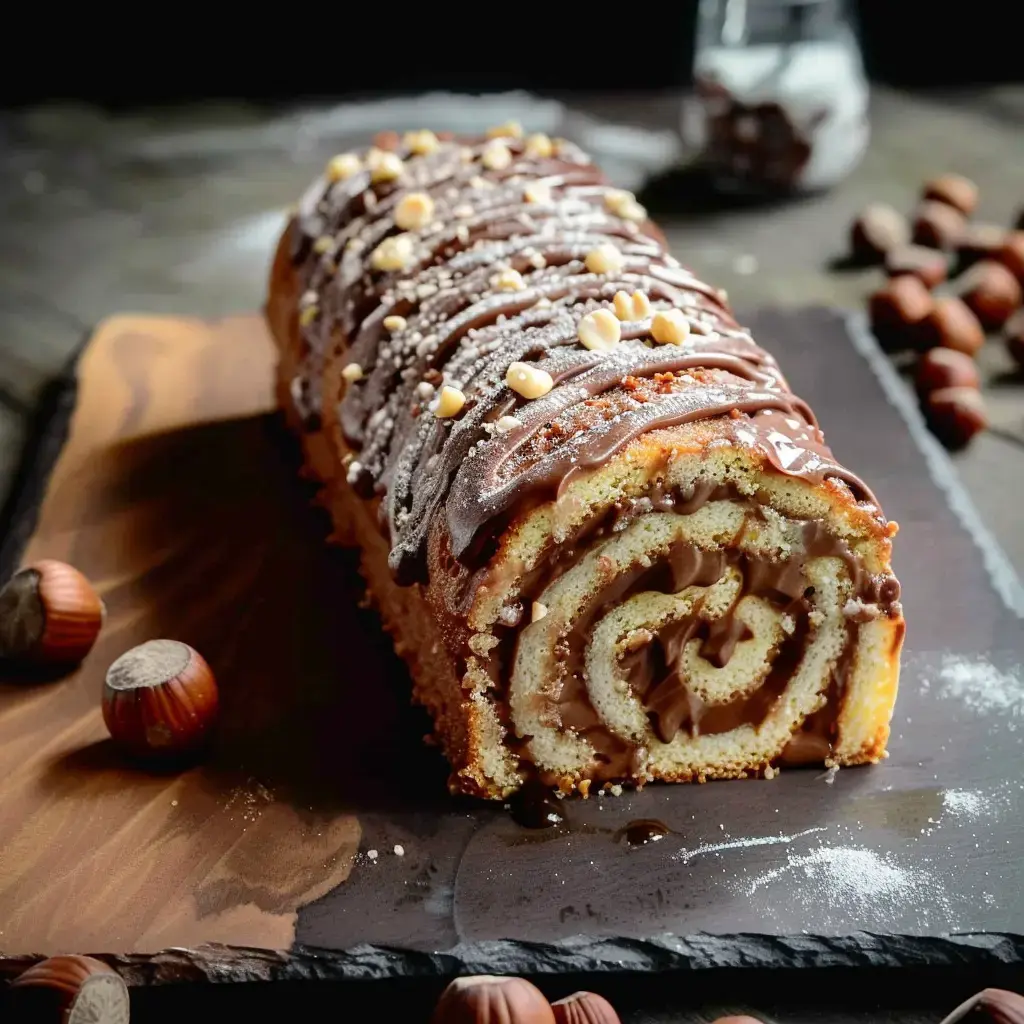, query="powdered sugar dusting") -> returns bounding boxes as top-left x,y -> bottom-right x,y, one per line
936,654 -> 1024,715
941,788 -> 991,819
